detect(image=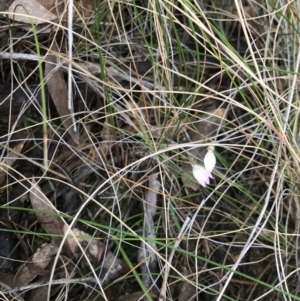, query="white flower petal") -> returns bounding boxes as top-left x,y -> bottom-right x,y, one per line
193,165 -> 210,187
207,170 -> 214,179
204,150 -> 216,173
